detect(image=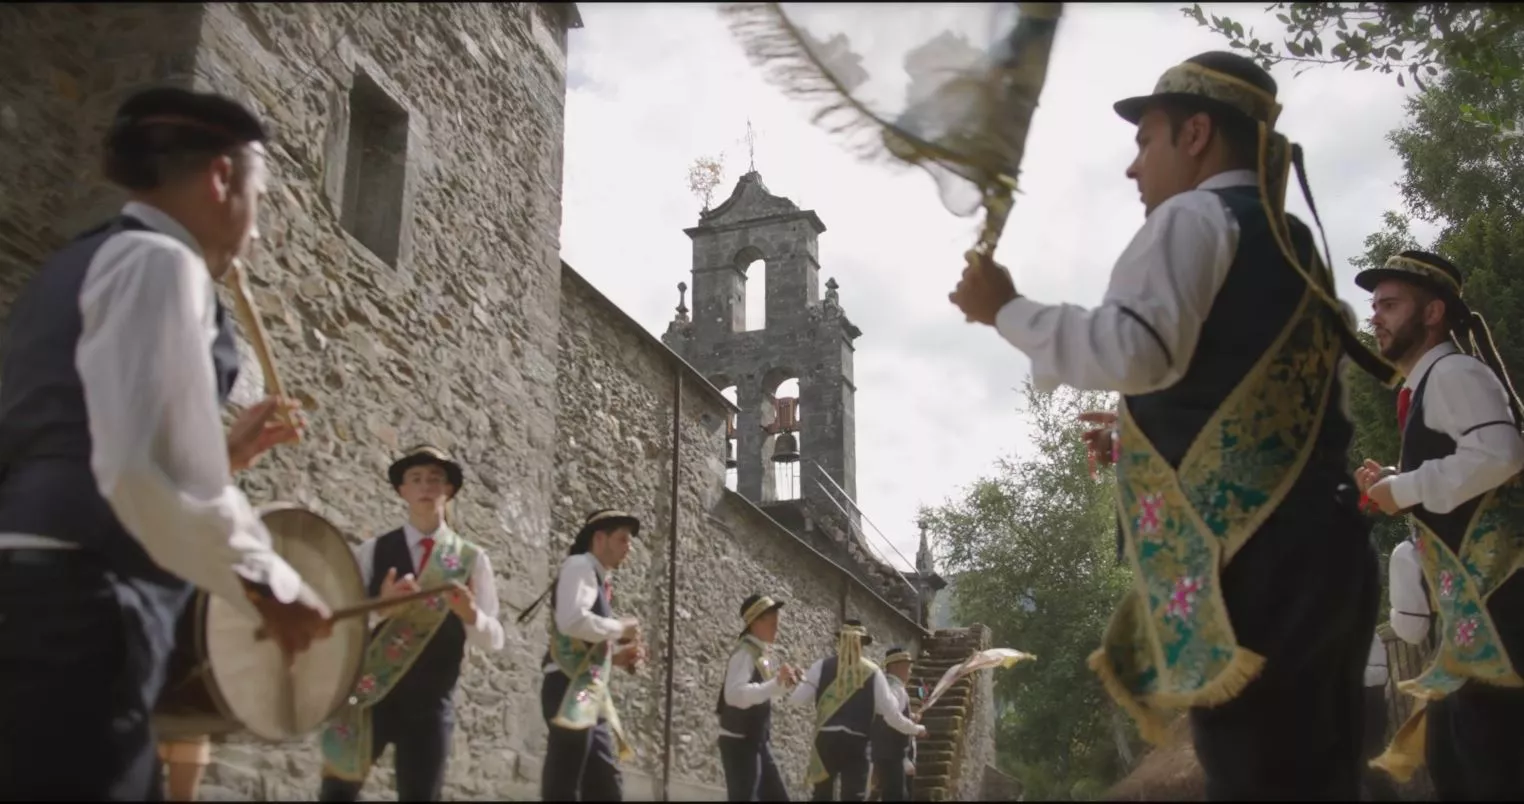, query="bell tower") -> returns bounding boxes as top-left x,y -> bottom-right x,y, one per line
663,170 -> 862,527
